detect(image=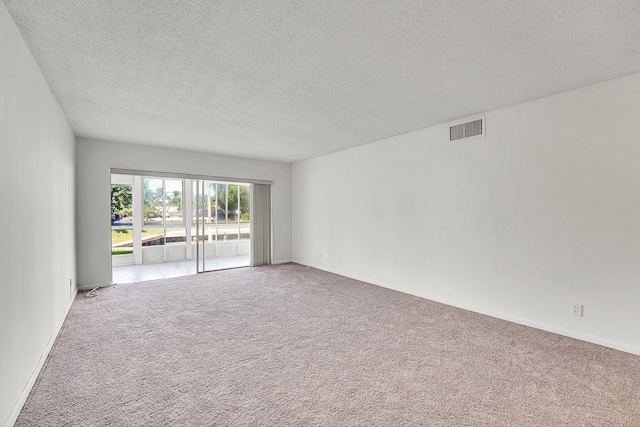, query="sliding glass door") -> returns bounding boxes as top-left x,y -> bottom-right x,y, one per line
194,179 -> 251,273
111,171 -> 256,279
